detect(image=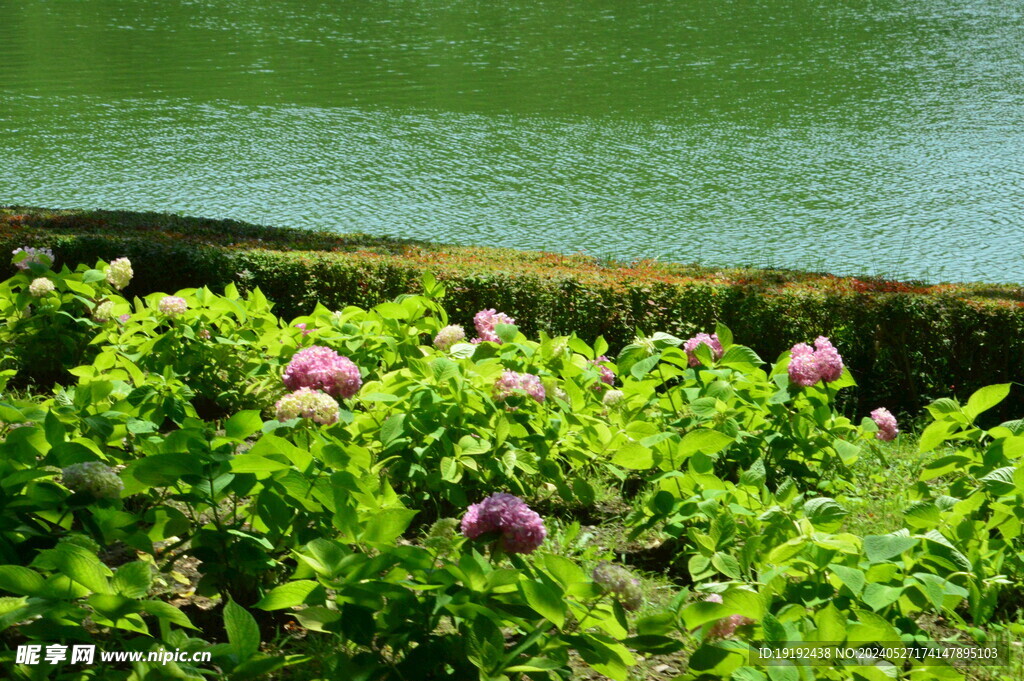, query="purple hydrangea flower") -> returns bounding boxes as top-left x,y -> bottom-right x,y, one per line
473,309 -> 515,344
283,345 -> 362,399
870,407 -> 899,441
275,387 -> 339,425
433,324 -> 466,351
684,333 -> 724,367
460,493 -> 547,554
493,370 -> 546,403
